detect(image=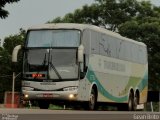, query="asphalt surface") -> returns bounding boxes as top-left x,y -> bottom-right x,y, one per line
0,109 -> 160,120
